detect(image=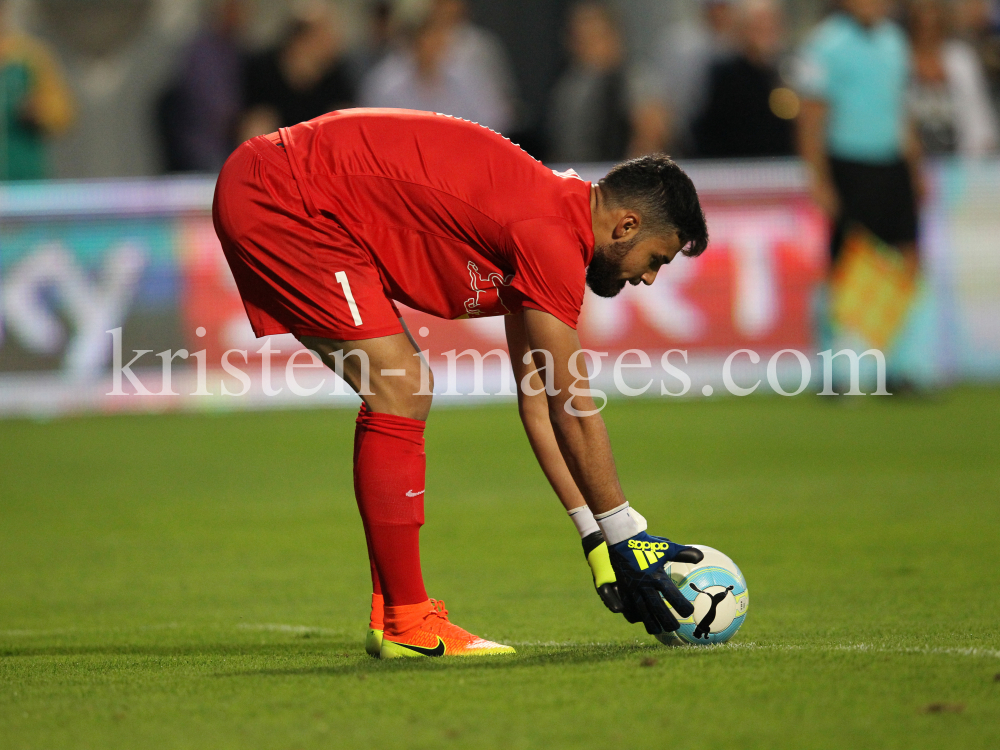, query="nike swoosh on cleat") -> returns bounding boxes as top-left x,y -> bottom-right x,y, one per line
405,490 -> 425,497
395,637 -> 445,657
